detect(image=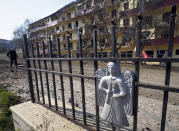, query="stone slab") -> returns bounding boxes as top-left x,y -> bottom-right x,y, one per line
10,101 -> 87,131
